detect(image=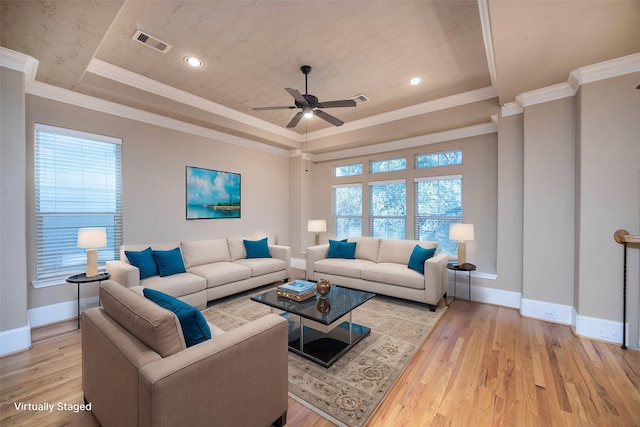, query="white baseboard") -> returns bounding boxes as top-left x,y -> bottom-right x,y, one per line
28,296 -> 99,328
0,323 -> 31,356
575,314 -> 625,345
521,298 -> 573,325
